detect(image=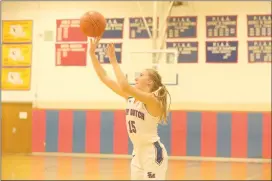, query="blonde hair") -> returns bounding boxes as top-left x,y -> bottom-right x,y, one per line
146,69 -> 171,124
